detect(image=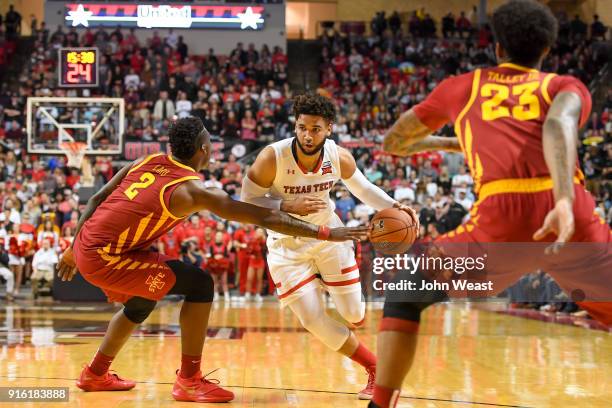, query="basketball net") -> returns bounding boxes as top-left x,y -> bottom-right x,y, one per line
59,142 -> 94,187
